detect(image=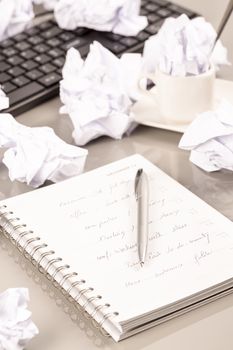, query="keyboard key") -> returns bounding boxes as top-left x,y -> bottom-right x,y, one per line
34,44 -> 50,53
8,55 -> 24,66
148,14 -> 161,23
8,67 -> 25,77
145,20 -> 164,34
59,32 -> 76,42
40,63 -> 56,74
0,72 -> 11,83
9,81 -> 44,105
0,61 -> 11,72
136,31 -> 151,41
157,8 -> 172,17
2,47 -> 18,57
0,39 -> 14,48
0,54 -> 4,61
62,37 -> 88,50
1,82 -> 17,94
38,20 -> 54,31
47,38 -> 62,47
39,72 -> 61,87
140,9 -> 149,16
53,57 -> 66,68
21,60 -> 38,70
12,76 -> 30,87
34,54 -> 51,64
48,48 -> 63,58
13,33 -> 27,41
41,27 -> 62,39
120,37 -> 139,48
15,41 -> 30,51
102,41 -> 127,54
28,35 -> 43,45
24,26 -> 39,35
105,33 -> 124,41
145,3 -> 159,11
26,69 -> 44,80
21,49 -> 37,59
